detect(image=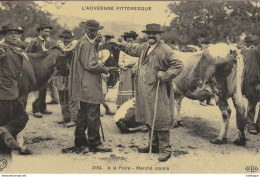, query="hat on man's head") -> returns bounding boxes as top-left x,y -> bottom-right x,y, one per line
0,22 -> 24,35
82,20 -> 104,30
121,31 -> 139,39
59,30 -> 75,38
104,35 -> 114,39
141,24 -> 165,34
37,23 -> 53,32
